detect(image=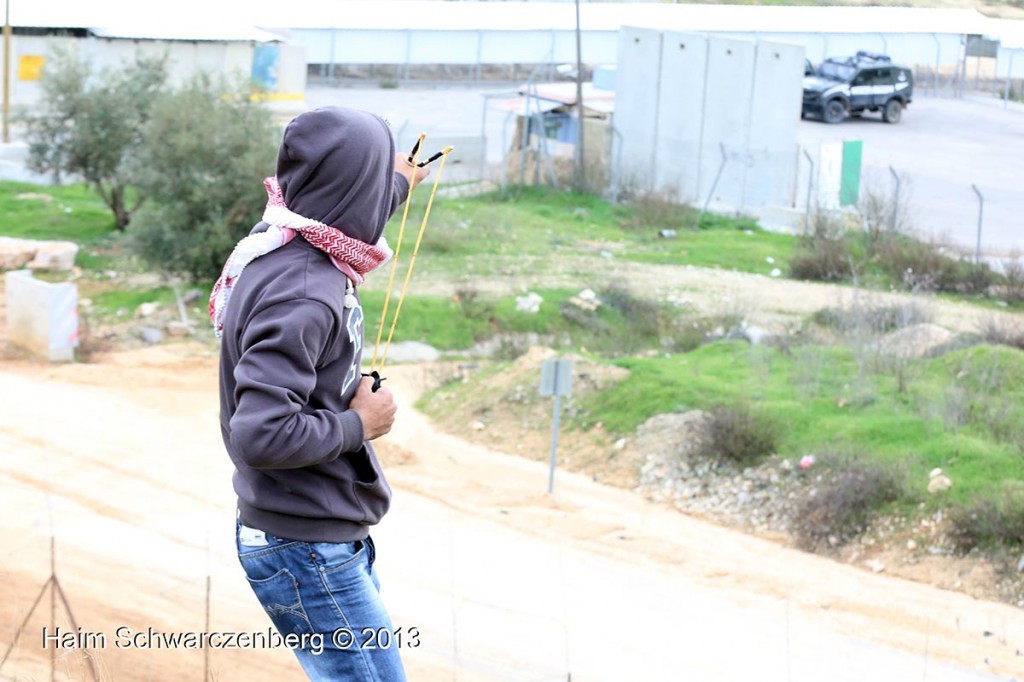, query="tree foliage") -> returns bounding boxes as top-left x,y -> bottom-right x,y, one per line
127,73 -> 279,281
21,47 -> 168,230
